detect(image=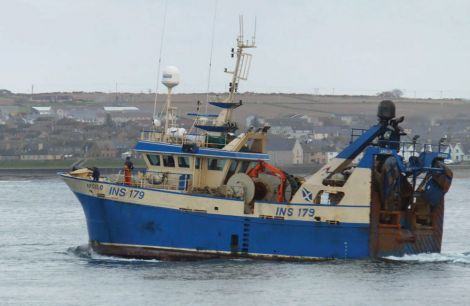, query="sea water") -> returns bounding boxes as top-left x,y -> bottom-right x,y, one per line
0,177 -> 469,306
